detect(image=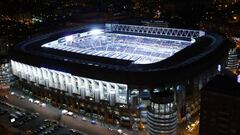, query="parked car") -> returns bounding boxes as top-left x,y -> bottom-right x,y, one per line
91,120 -> 96,125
